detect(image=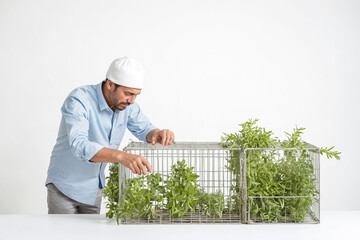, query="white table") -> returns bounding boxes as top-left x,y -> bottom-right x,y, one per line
1,211 -> 359,240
